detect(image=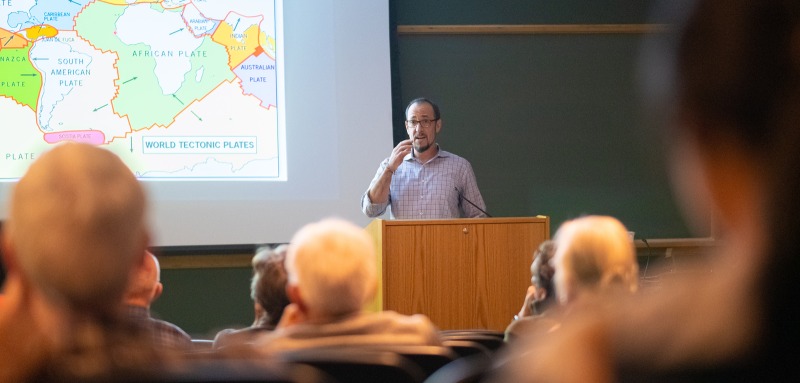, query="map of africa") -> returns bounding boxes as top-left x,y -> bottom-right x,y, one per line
0,0 -> 282,180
